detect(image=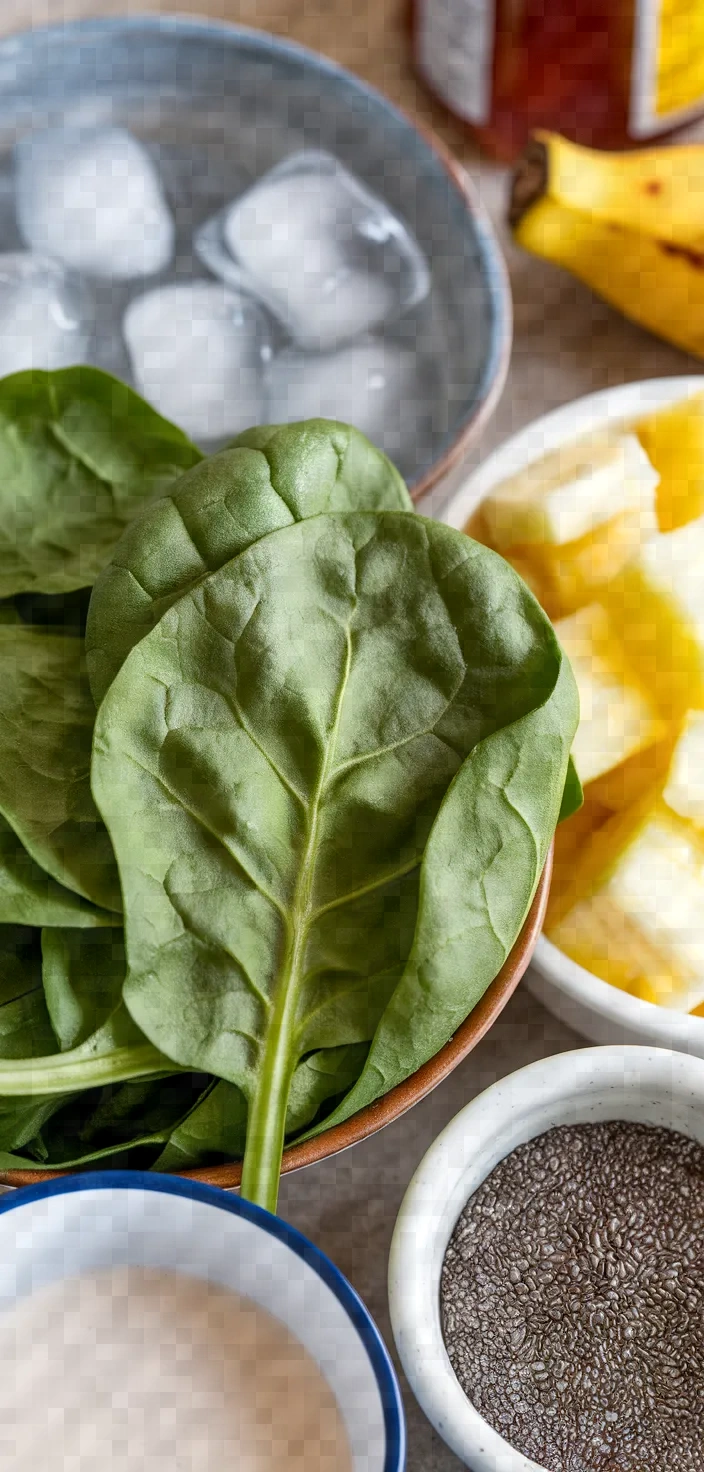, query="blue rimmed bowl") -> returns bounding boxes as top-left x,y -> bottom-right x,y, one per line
0,14 -> 511,498
0,1170 -> 405,1471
